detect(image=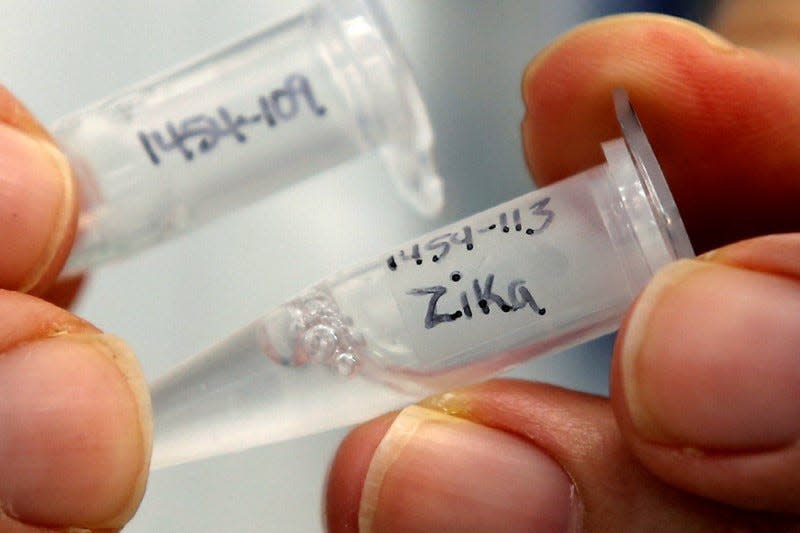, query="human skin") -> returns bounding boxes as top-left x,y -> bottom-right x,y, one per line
0,89 -> 152,531
0,2 -> 799,532
325,9 -> 800,533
